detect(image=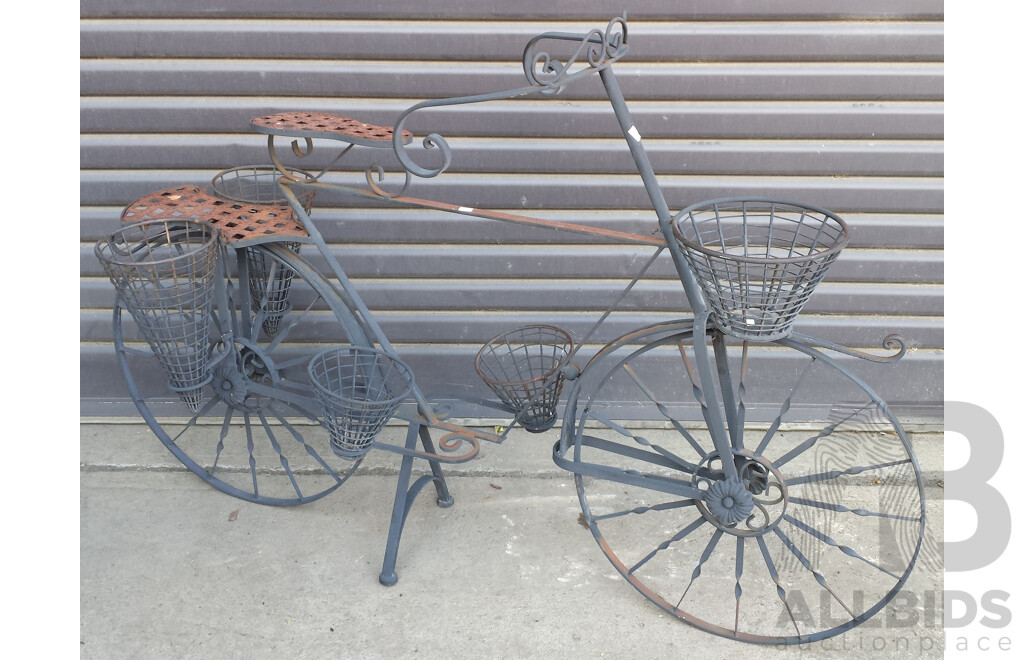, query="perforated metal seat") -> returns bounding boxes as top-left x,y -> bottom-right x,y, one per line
250,111 -> 413,147
120,185 -> 309,246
